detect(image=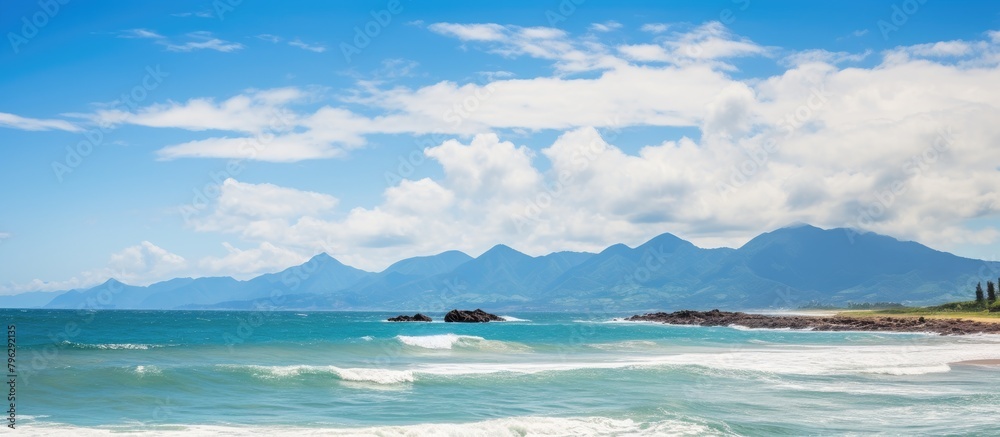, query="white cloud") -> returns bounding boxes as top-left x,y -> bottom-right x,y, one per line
990,30 -> 1000,44
256,34 -> 281,43
430,22 -> 621,73
41,21 -> 999,266
171,11 -> 213,18
4,242 -> 189,292
661,21 -> 769,62
118,28 -> 164,39
617,43 -> 670,62
288,38 -> 326,53
590,21 -> 622,32
898,41 -> 973,58
119,29 -> 243,52
2,239 -> 314,293
166,32 -> 244,52
107,241 -> 188,280
0,112 -> 81,132
428,23 -> 507,41
641,23 -> 669,34
102,88 -> 306,133
198,242 -> 308,278
782,49 -> 871,67
190,178 -> 339,233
